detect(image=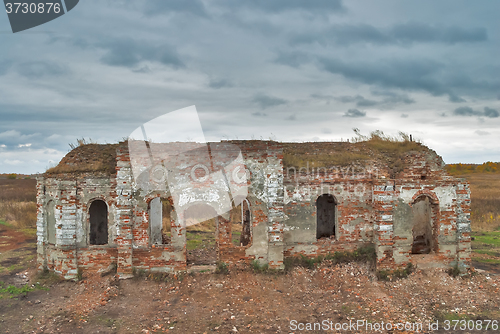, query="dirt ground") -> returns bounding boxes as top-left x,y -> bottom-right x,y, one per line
1,223 -> 500,334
